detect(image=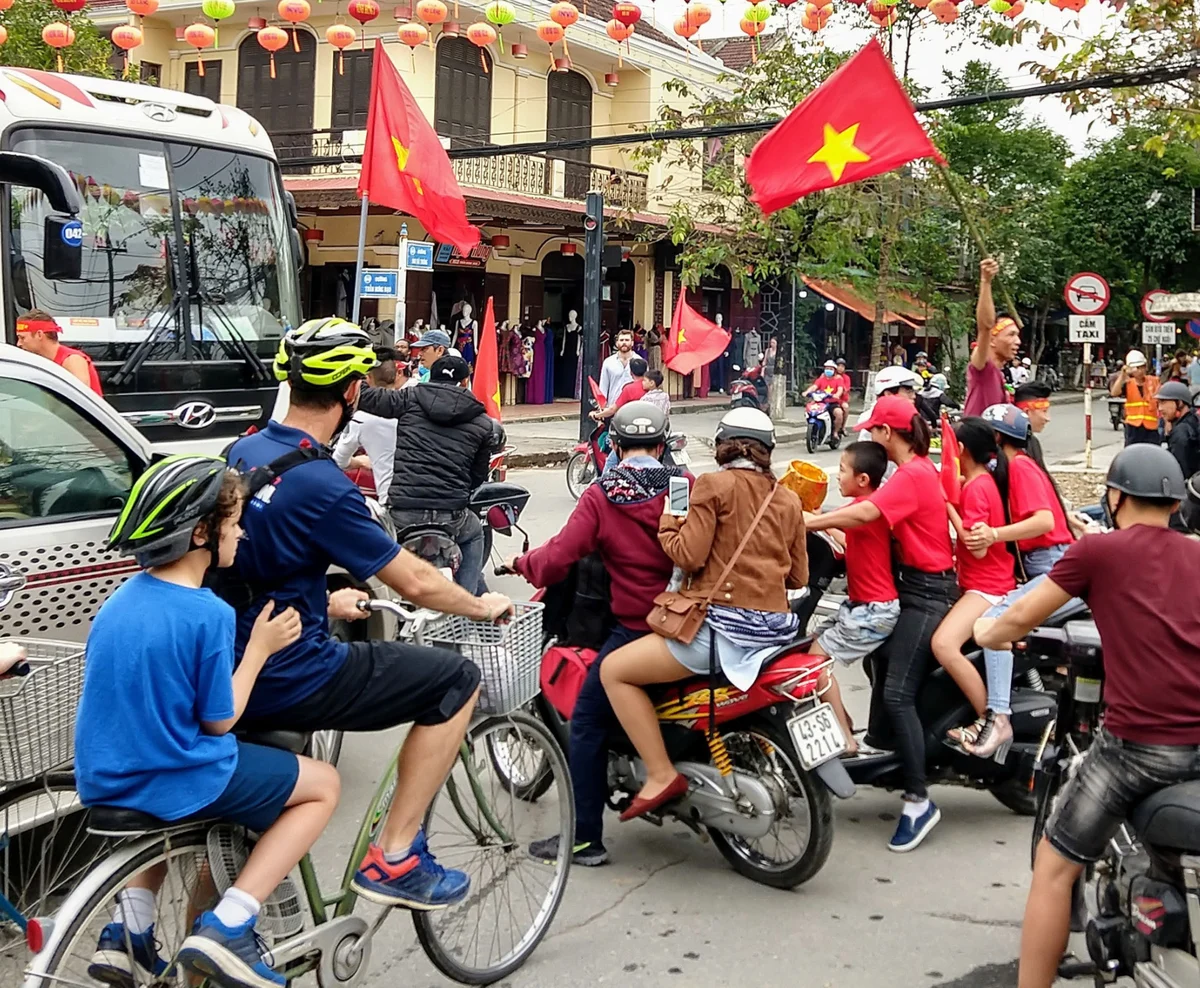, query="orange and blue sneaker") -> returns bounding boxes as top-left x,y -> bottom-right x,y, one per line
350,829 -> 470,910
